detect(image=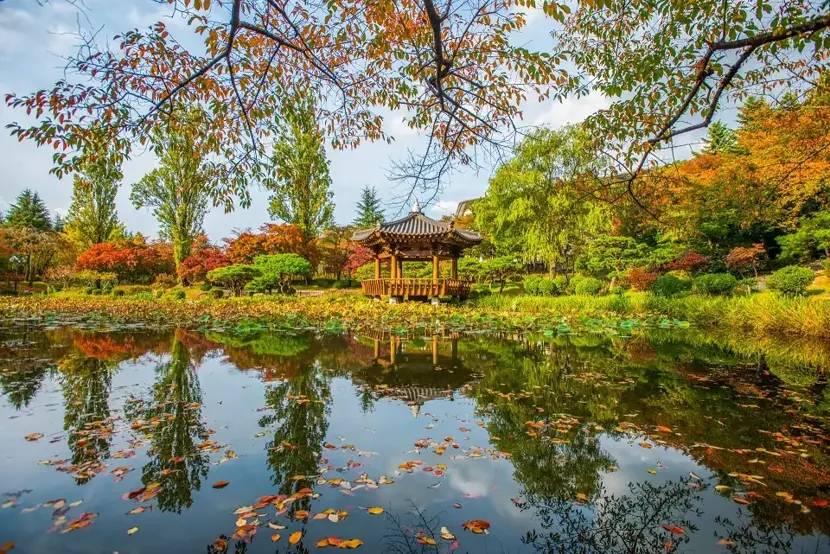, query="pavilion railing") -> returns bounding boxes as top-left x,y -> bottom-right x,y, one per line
360,278 -> 472,299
